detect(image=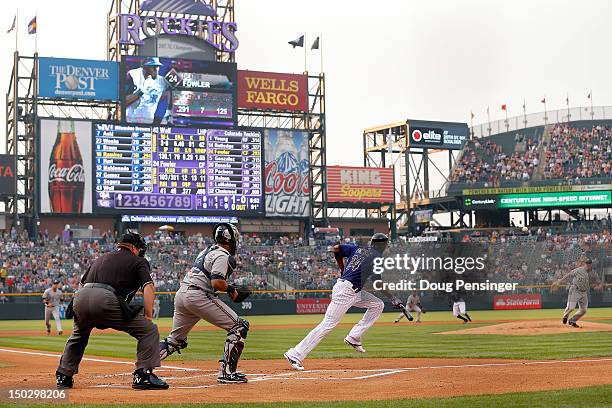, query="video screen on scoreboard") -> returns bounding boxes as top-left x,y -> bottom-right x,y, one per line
93,123 -> 263,215
121,56 -> 236,126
